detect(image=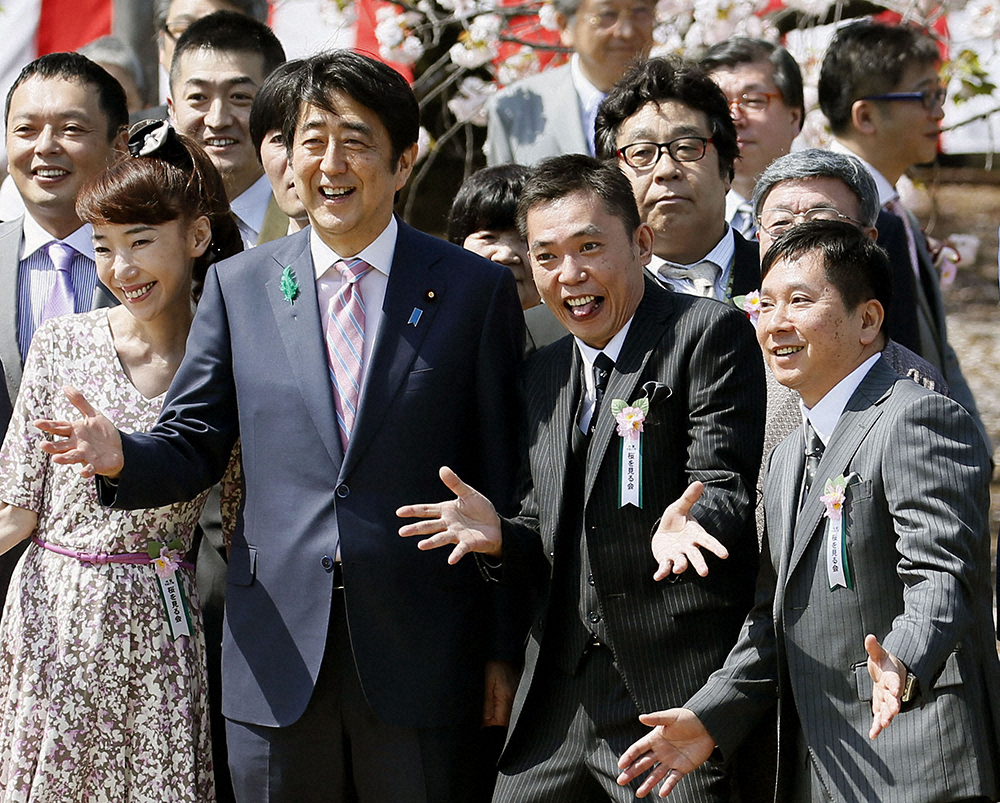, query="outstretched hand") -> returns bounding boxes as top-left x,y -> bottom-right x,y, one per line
34,386 -> 123,479
617,708 -> 715,798
396,466 -> 502,564
651,481 -> 728,581
865,633 -> 906,739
